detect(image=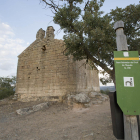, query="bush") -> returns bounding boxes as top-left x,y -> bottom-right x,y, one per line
0,88 -> 15,100
100,89 -> 110,95
0,76 -> 16,100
